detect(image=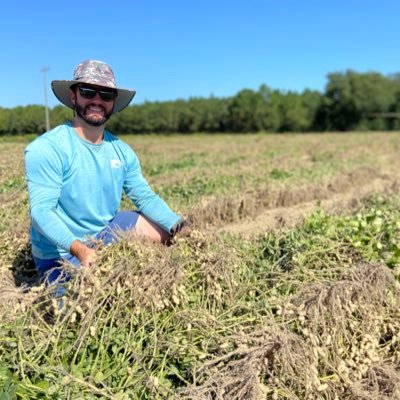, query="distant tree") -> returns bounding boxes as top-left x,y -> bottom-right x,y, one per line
184,97 -> 229,133
0,108 -> 10,135
258,85 -> 283,132
279,92 -> 309,132
387,89 -> 400,130
318,70 -> 397,131
6,106 -> 46,134
176,100 -> 198,133
228,89 -> 264,132
50,105 -> 73,128
3,70 -> 400,135
199,97 -> 230,132
301,90 -> 323,131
